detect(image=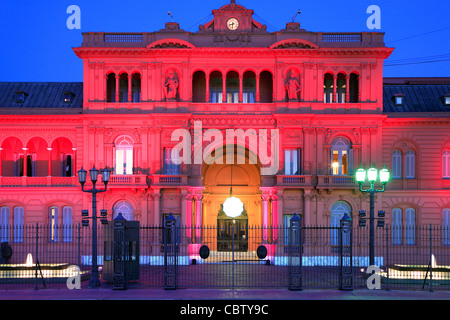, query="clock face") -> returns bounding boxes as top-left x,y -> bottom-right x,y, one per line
227,18 -> 239,30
